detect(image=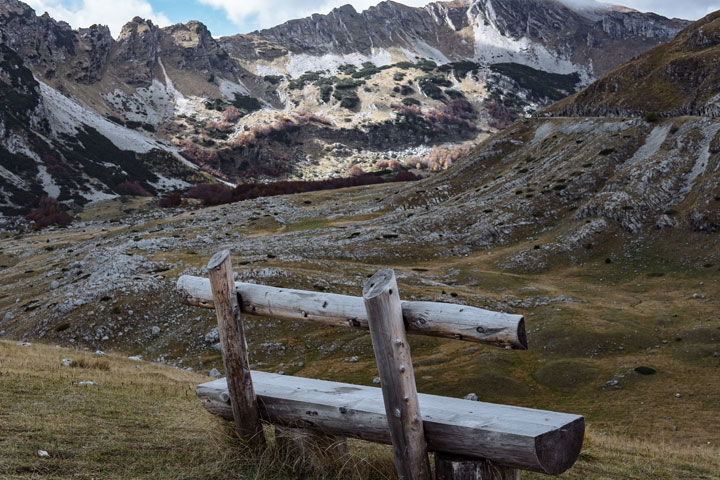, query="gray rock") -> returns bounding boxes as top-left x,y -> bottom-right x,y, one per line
464,393 -> 479,401
50,280 -> 60,290
212,342 -> 222,352
347,356 -> 359,363
3,312 -> 14,322
77,381 -> 97,386
602,380 -> 620,389
151,326 -> 161,336
209,368 -> 221,378
61,358 -> 73,367
372,377 -> 381,384
204,327 -> 219,344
